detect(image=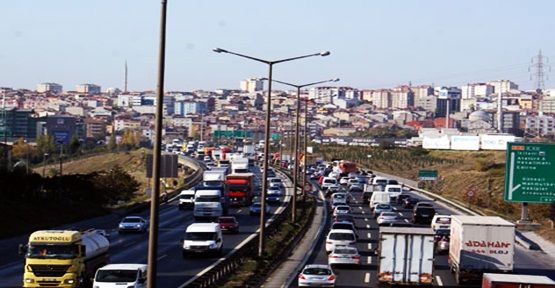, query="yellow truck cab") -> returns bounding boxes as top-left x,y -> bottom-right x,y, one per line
19,230 -> 109,288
